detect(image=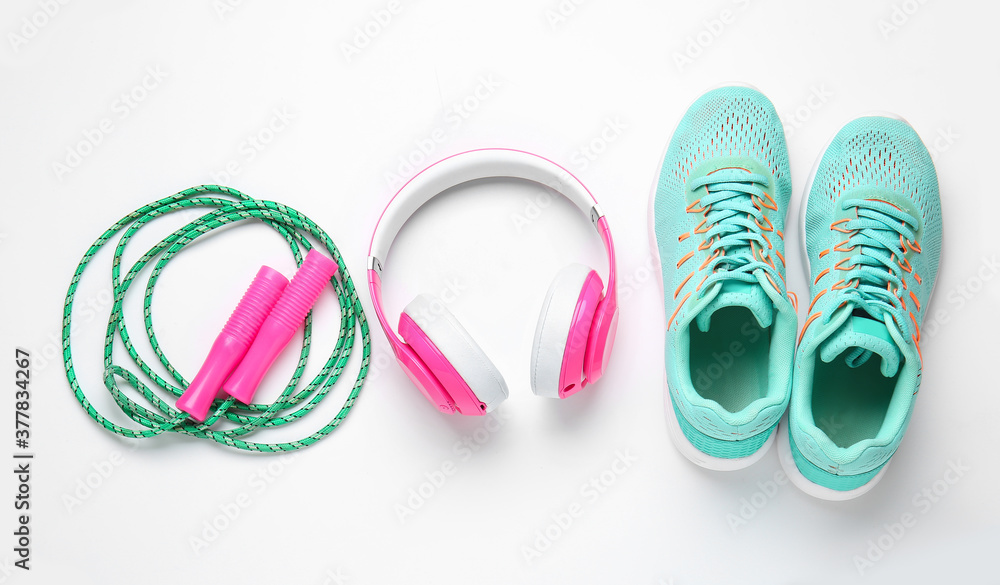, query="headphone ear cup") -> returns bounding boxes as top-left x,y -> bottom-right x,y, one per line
399,294 -> 509,414
530,264 -> 604,398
